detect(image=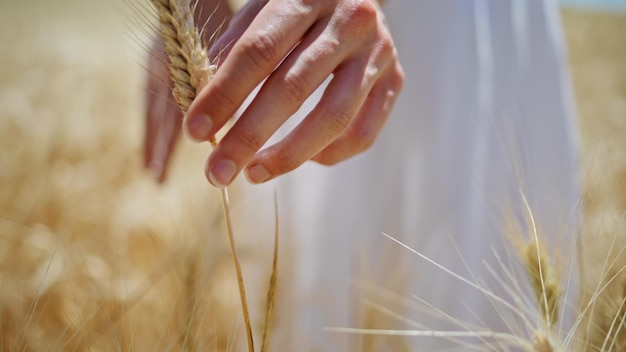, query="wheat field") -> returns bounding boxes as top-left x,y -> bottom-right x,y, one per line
0,0 -> 624,351
562,9 -> 626,352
